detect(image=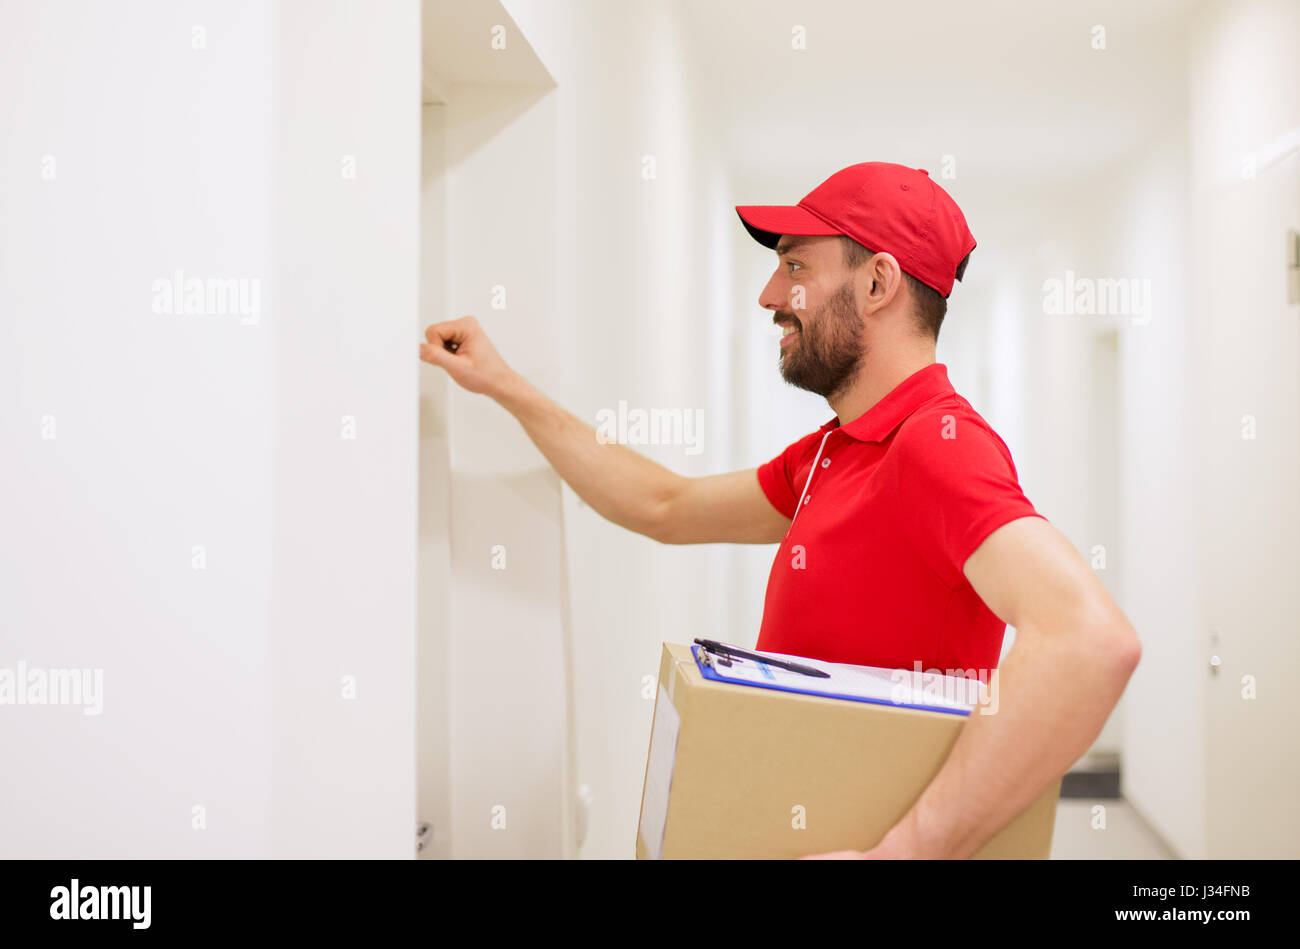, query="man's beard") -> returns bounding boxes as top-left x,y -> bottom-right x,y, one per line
778,281 -> 864,399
